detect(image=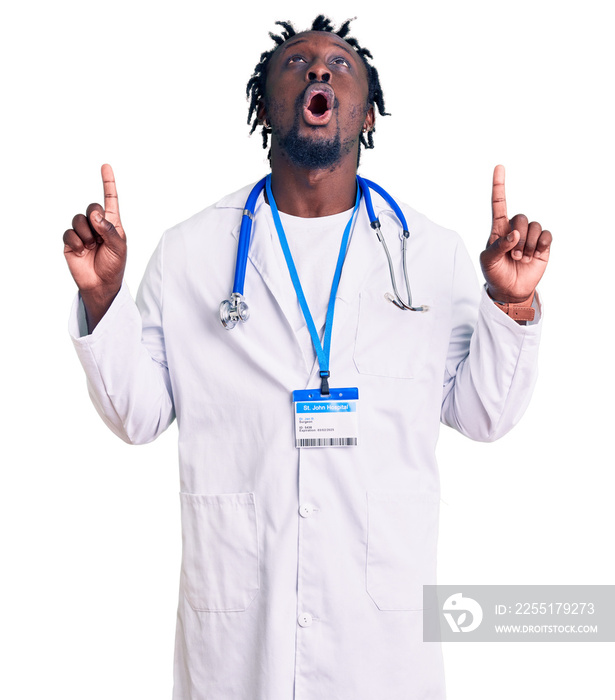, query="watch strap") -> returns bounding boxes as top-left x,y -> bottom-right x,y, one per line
490,290 -> 536,322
